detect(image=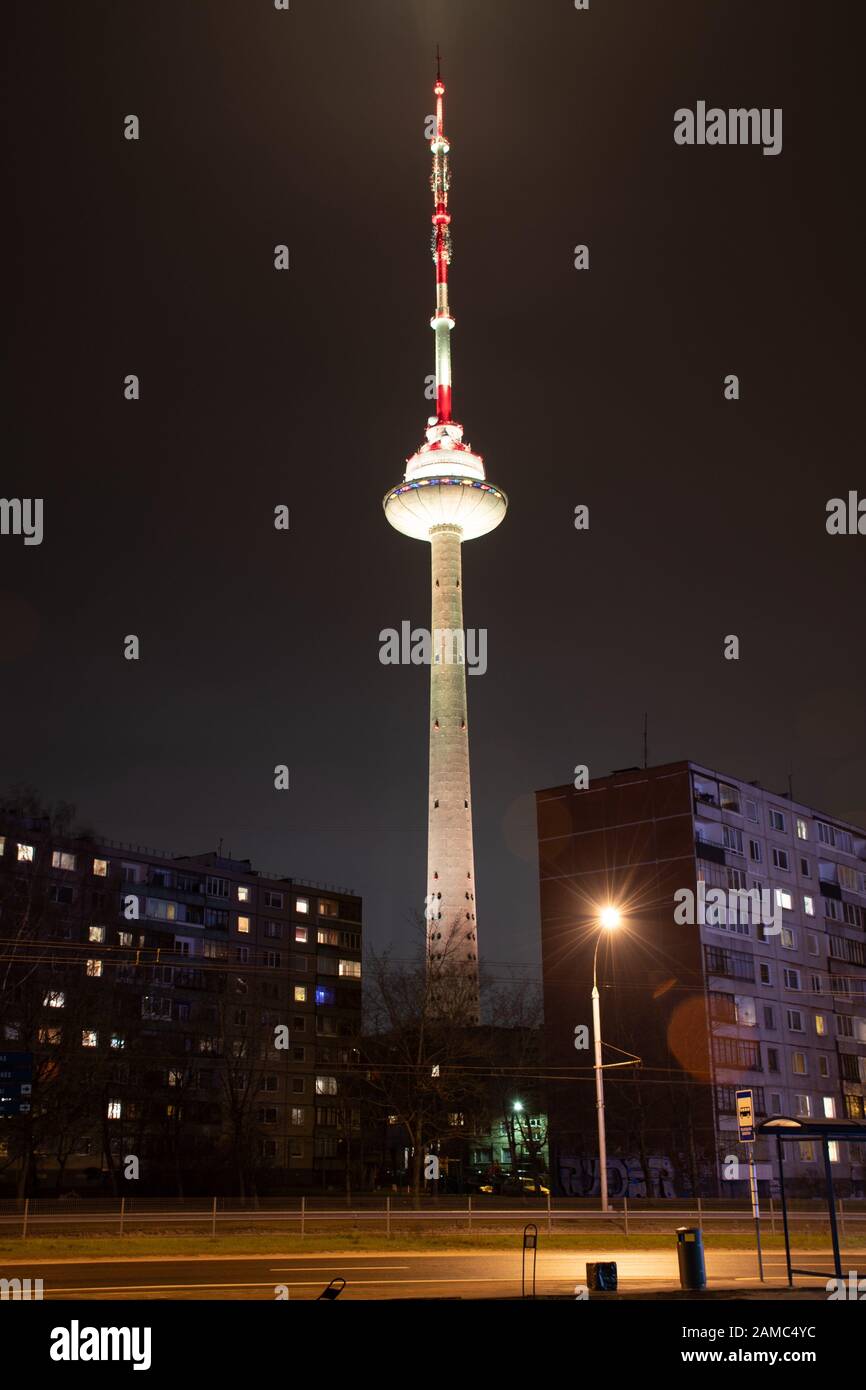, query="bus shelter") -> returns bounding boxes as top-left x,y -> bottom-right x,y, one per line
757,1115 -> 866,1285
